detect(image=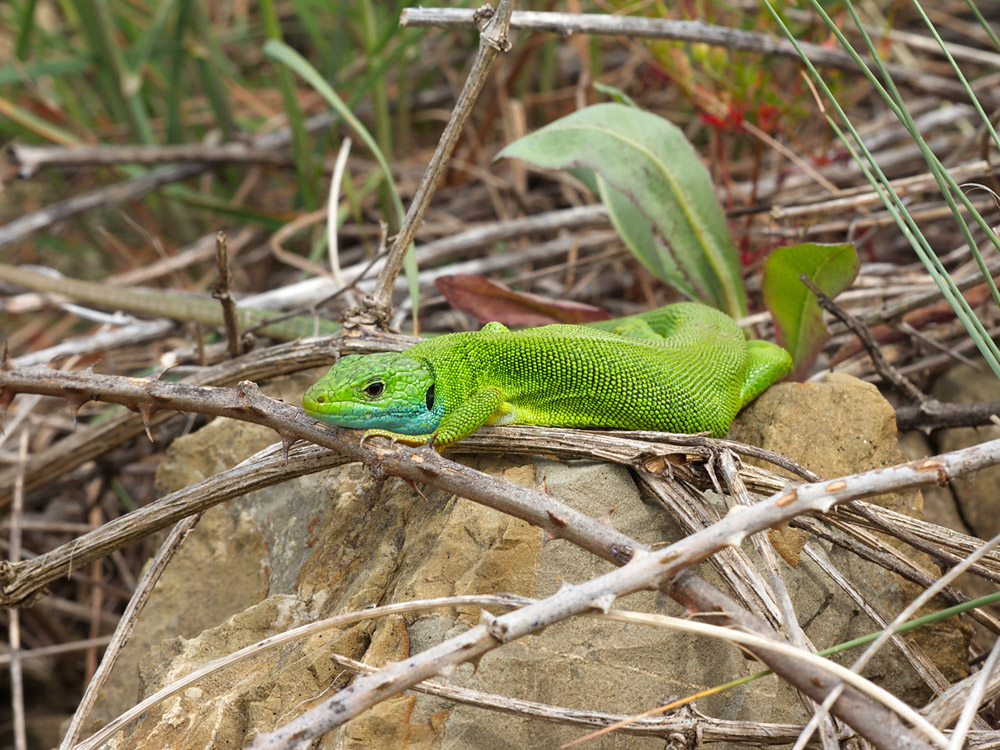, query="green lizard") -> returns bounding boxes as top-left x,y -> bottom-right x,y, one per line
302,301 -> 792,447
